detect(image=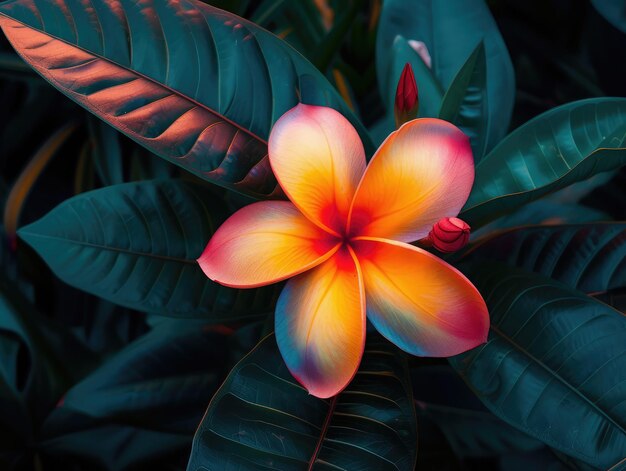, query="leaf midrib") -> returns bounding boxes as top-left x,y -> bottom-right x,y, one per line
462,145 -> 626,215
19,231 -> 197,265
486,321 -> 626,437
0,11 -> 268,145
